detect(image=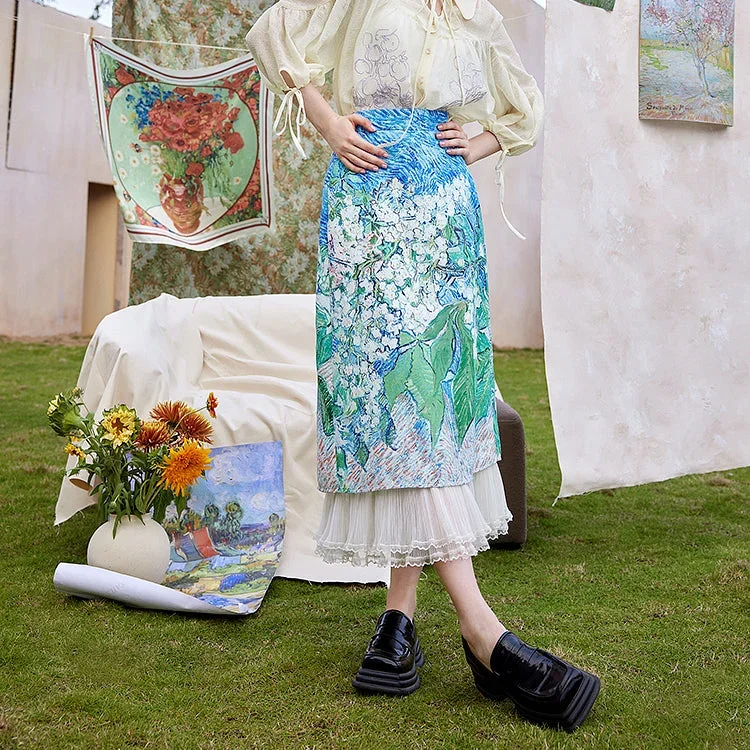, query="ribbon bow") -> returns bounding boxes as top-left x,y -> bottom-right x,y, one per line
453,0 -> 478,20
273,87 -> 308,160
495,148 -> 526,241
